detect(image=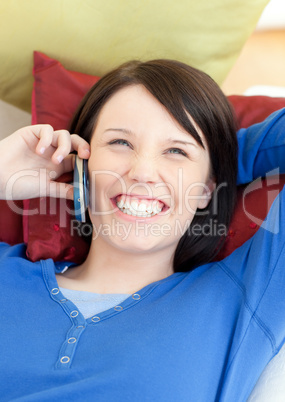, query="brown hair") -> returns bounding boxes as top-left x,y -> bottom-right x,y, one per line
70,59 -> 238,272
